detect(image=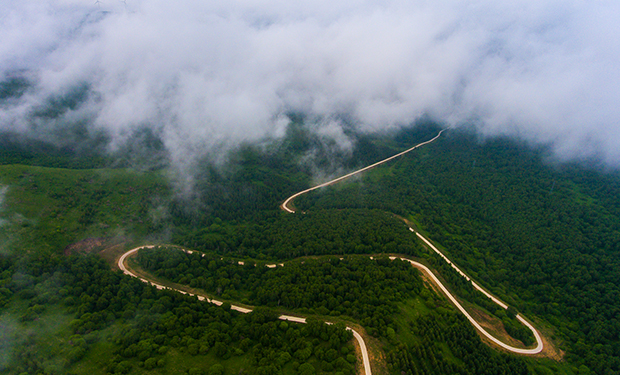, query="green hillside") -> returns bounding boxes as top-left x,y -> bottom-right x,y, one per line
1,122 -> 619,374
297,127 -> 620,375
